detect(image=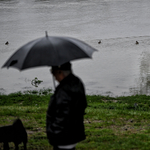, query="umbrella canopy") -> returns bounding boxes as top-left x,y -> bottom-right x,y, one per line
2,35 -> 97,71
